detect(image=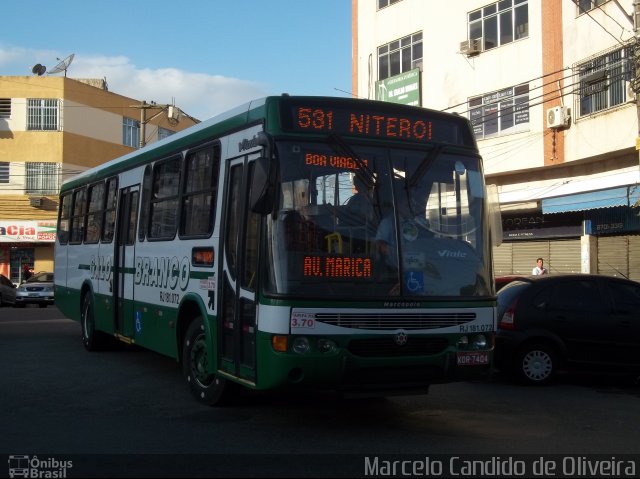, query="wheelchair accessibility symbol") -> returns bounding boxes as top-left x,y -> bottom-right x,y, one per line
404,271 -> 424,293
